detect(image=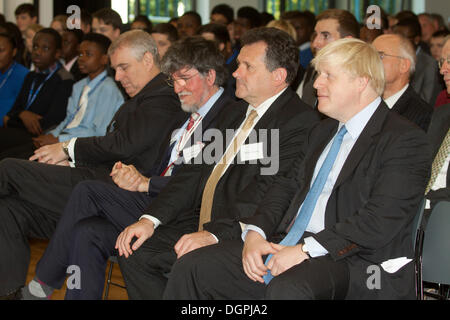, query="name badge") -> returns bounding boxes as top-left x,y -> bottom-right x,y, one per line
239,142 -> 264,162
183,142 -> 204,163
